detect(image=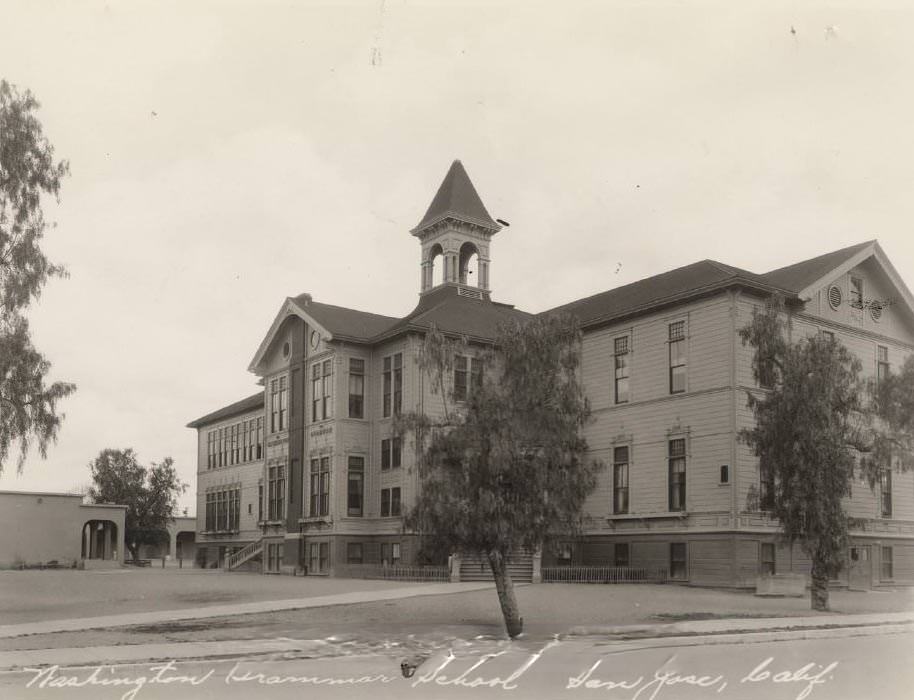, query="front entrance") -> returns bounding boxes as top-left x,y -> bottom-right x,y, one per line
848,545 -> 872,591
